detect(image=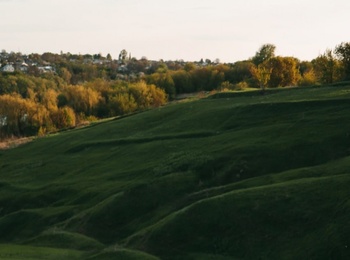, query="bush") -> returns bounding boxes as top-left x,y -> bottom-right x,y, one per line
234,81 -> 249,90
